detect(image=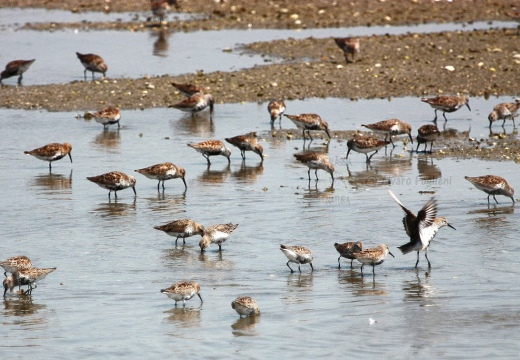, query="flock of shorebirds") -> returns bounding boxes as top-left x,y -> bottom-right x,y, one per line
2,15 -> 519,315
